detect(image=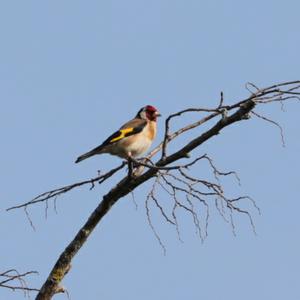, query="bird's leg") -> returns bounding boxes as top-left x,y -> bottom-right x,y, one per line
127,152 -> 134,178
131,158 -> 140,168
128,158 -> 133,177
